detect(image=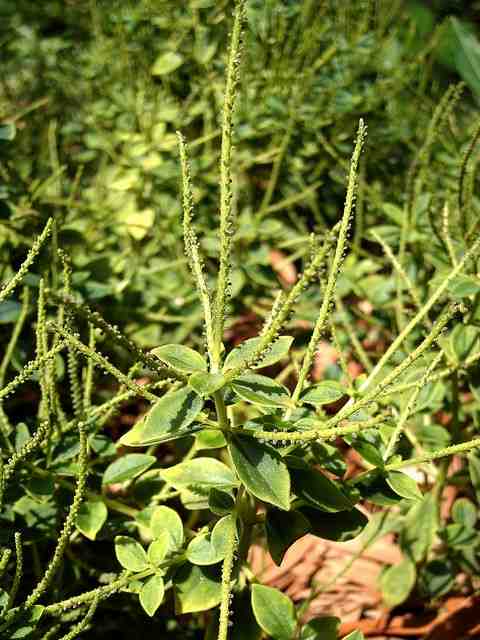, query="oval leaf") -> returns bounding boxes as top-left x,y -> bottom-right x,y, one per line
75,499 -> 107,540
232,373 -> 291,407
115,536 -> 149,572
300,381 -> 346,406
152,51 -> 183,75
174,564 -> 222,614
140,575 -> 165,617
102,454 -> 156,485
150,506 -> 184,549
148,532 -> 170,565
386,471 -> 422,501
161,458 -> 239,492
380,558 -> 416,608
290,467 -> 353,512
223,336 -> 294,371
150,344 -> 207,372
251,584 -> 296,640
189,372 -> 227,397
119,387 -> 204,447
228,434 -> 290,510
